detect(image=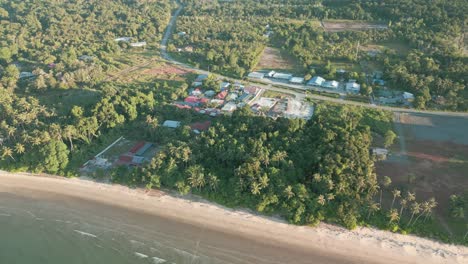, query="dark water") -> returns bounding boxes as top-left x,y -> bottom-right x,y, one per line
0,193 -> 219,264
